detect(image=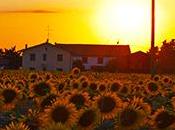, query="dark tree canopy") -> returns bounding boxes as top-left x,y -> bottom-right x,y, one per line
0,46 -> 22,69
158,39 -> 175,73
